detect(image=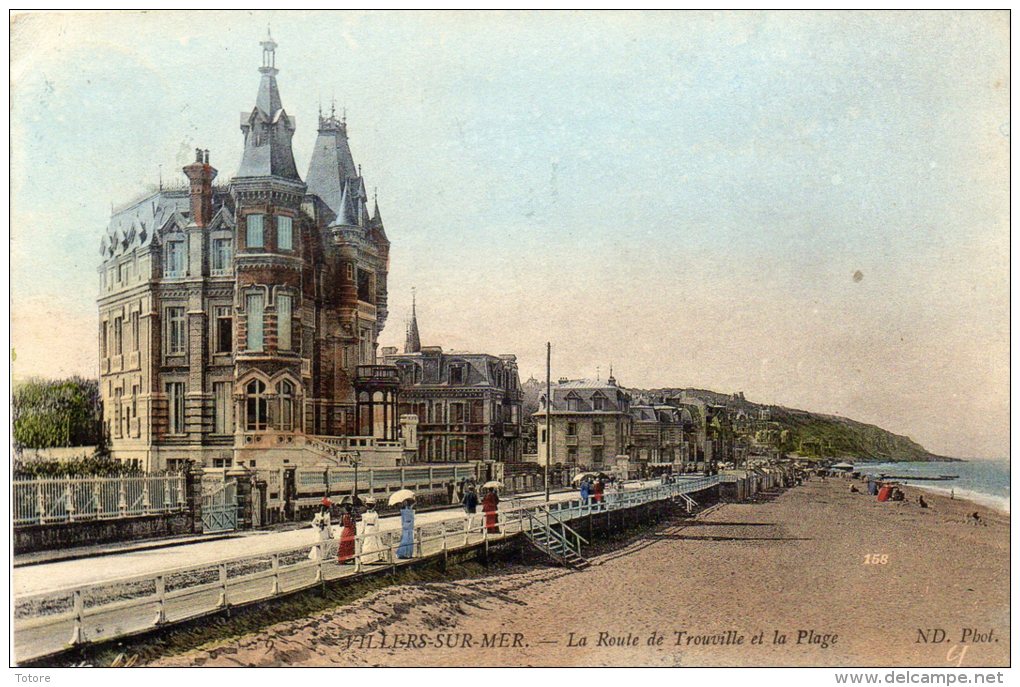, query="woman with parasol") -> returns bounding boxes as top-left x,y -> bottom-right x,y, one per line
481,481 -> 502,534
579,476 -> 591,505
308,497 -> 333,561
390,490 -> 416,559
